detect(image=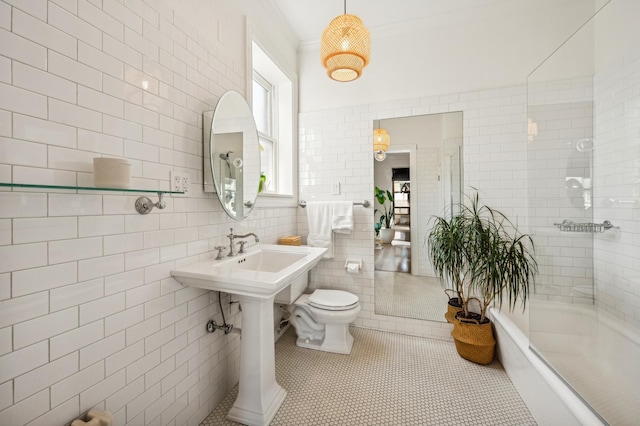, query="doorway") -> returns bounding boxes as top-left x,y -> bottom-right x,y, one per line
374,162 -> 412,273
